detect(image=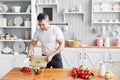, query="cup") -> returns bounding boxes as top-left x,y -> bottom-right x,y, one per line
114,38 -> 120,46
77,6 -> 82,12
24,21 -> 31,27
63,8 -> 68,13
96,37 -> 103,46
